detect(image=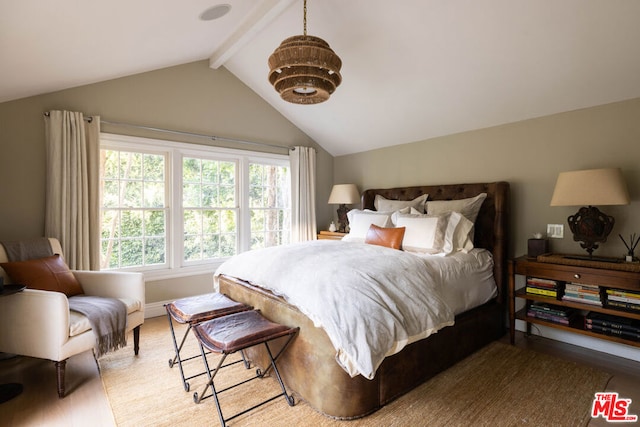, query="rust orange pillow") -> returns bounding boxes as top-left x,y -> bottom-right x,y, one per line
364,224 -> 406,250
0,254 -> 84,297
